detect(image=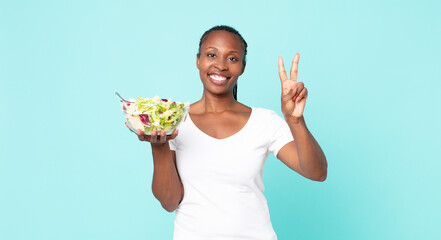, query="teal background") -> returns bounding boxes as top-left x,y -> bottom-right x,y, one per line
1,0 -> 440,239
